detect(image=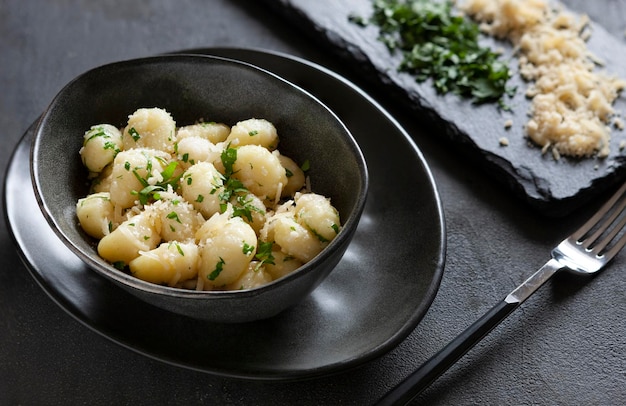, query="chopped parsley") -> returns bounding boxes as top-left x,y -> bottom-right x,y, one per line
208,257 -> 225,281
219,177 -> 247,204
84,127 -> 109,144
353,0 -> 514,105
170,242 -> 185,256
128,127 -> 141,142
221,146 -> 238,178
103,141 -> 120,155
242,242 -> 255,255
231,193 -> 264,223
166,211 -> 182,223
131,161 -> 182,205
113,261 -> 126,270
313,230 -> 329,243
217,147 -> 263,223
254,241 -> 275,270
